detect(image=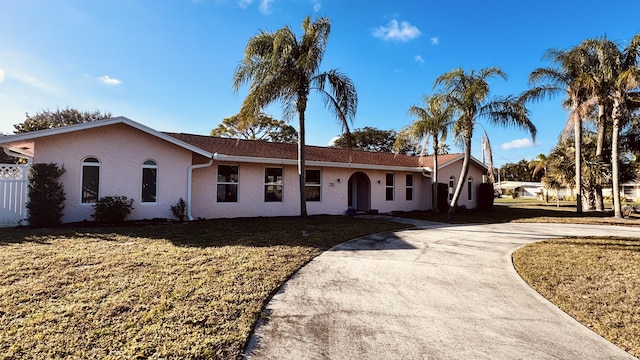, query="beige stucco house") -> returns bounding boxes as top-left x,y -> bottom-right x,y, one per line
0,117 -> 488,224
